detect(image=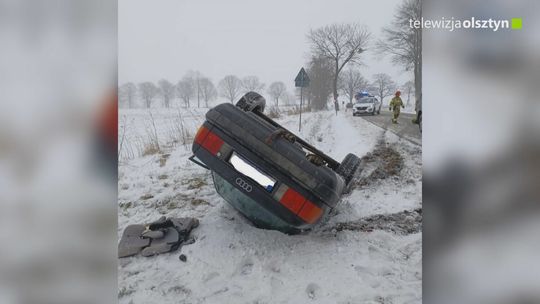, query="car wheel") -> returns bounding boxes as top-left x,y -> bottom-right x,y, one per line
235,91 -> 266,113
336,153 -> 362,188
